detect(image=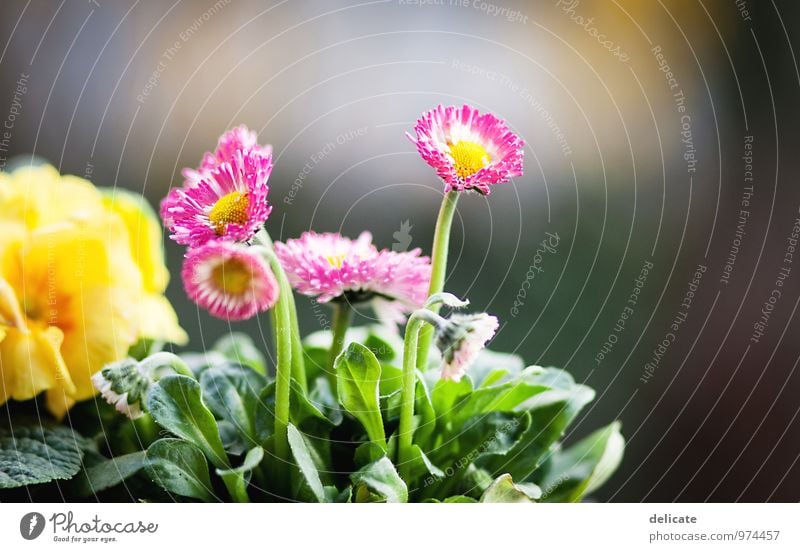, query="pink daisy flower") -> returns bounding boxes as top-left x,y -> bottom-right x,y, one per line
182,241 -> 279,321
183,125 -> 273,187
407,104 -> 524,195
435,313 -> 499,381
161,145 -> 273,247
274,231 -> 431,318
